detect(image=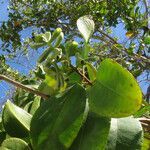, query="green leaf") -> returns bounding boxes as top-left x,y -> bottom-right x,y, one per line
70,113 -> 110,150
24,101 -> 33,112
44,48 -> 62,66
77,15 -> 95,43
0,138 -> 30,150
54,32 -> 64,48
2,100 -> 32,137
50,28 -> 62,43
30,42 -> 46,49
65,41 -> 79,57
68,72 -> 82,84
88,59 -> 142,118
34,34 -> 45,43
31,84 -> 89,150
82,43 -> 92,59
86,62 -> 97,82
142,137 -> 150,150
106,117 -> 143,150
38,46 -> 54,63
143,36 -> 150,45
38,73 -> 58,96
42,31 -> 51,43
30,96 -> 41,115
0,131 -> 6,144
134,105 -> 150,117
